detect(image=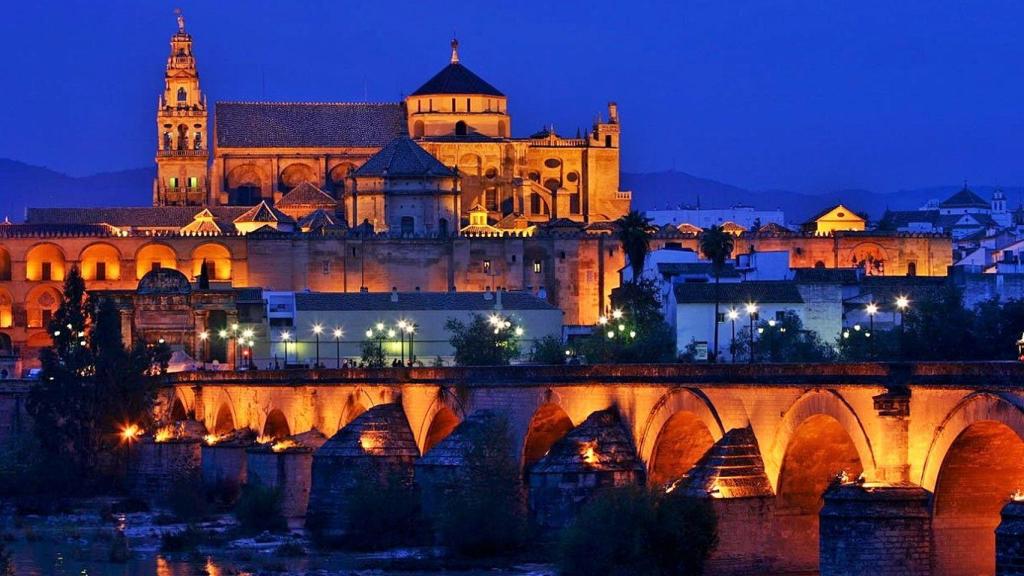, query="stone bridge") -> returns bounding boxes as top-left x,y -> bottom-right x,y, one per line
163,362 -> 1024,576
